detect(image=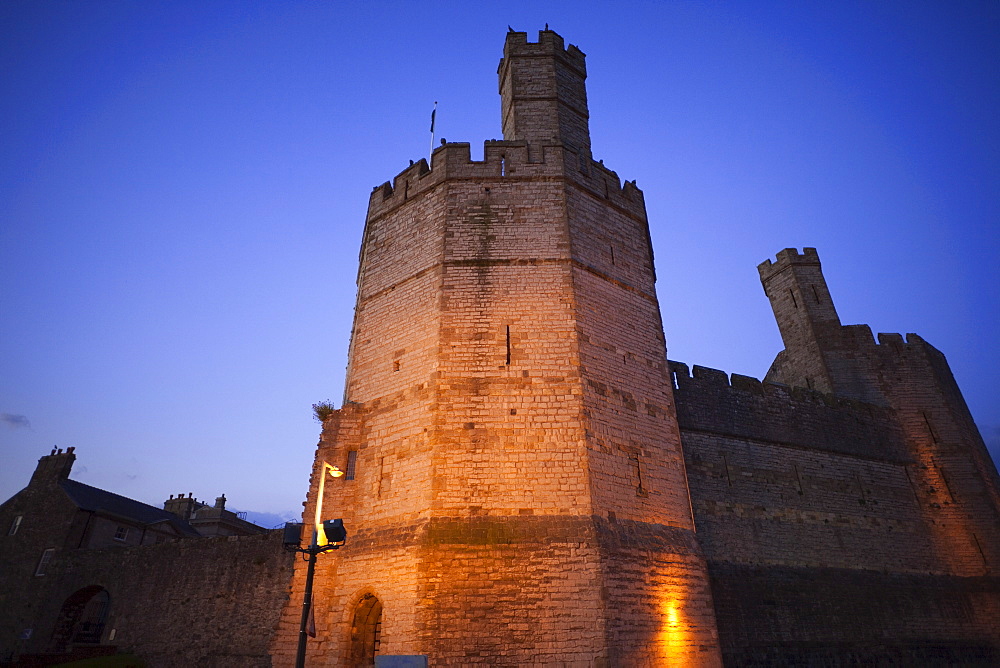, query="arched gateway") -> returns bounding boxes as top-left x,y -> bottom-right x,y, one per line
349,592 -> 382,667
